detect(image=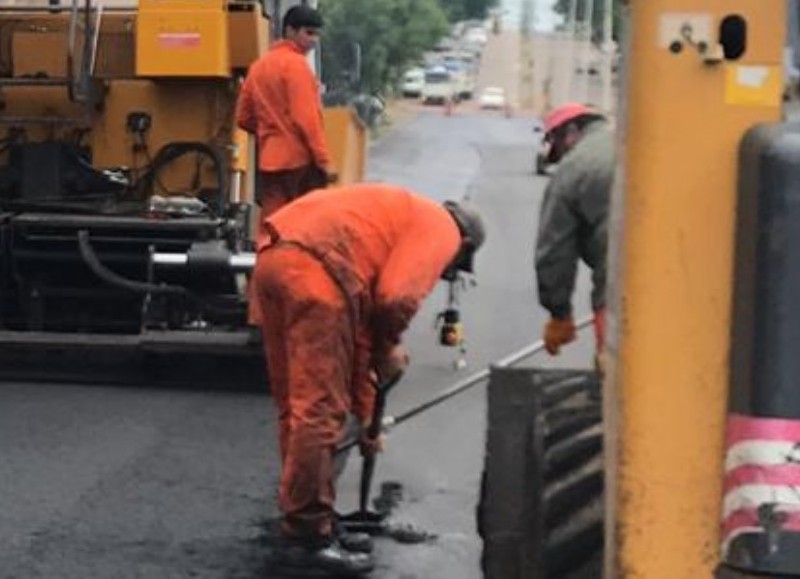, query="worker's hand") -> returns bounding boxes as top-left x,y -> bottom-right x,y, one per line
543,317 -> 576,355
358,424 -> 387,457
373,344 -> 409,384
